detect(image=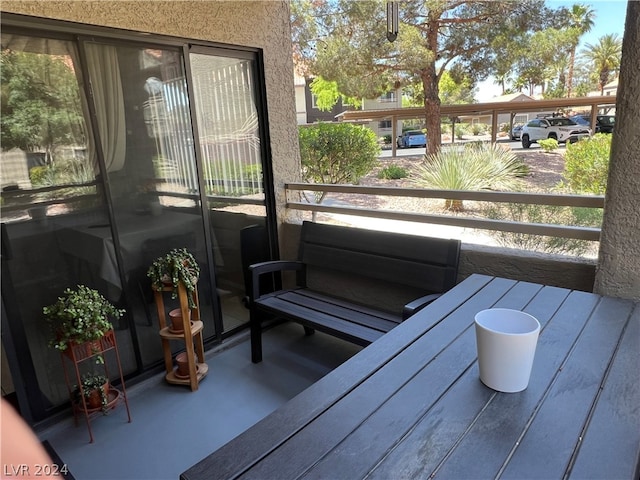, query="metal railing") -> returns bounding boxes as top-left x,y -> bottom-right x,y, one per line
285,183 -> 604,241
